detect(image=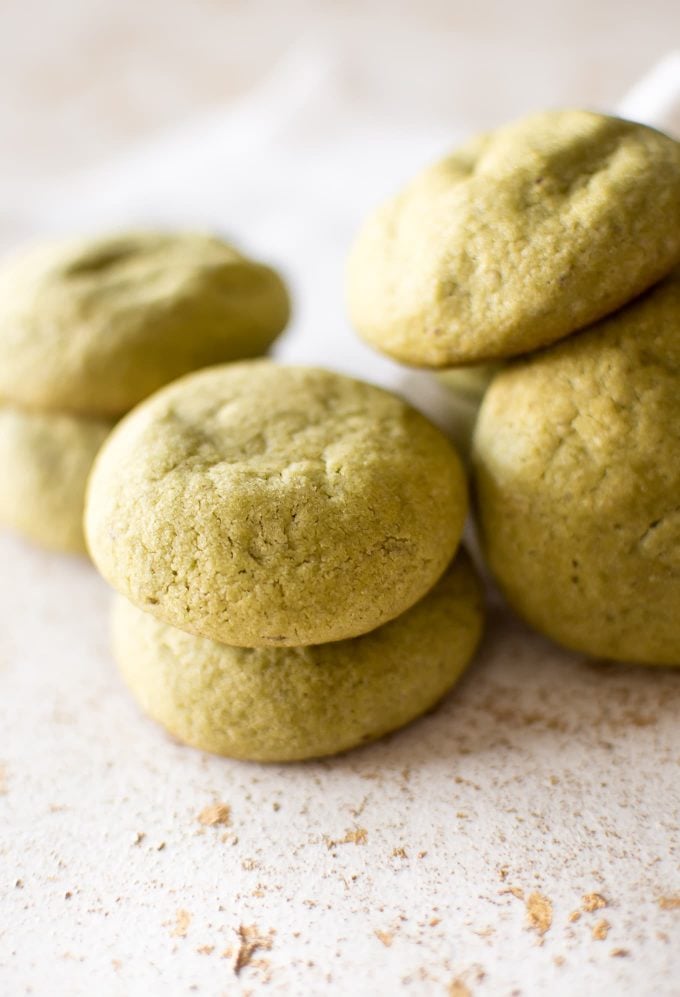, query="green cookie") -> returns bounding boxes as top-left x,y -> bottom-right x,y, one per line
0,403 -> 112,554
112,549 -> 484,762
0,231 -> 290,417
473,268 -> 680,665
347,111 -> 680,367
86,362 -> 468,647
